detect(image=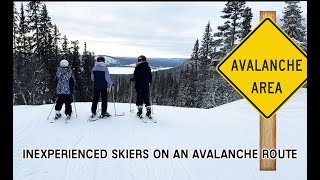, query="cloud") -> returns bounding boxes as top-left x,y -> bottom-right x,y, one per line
14,1 -> 307,58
